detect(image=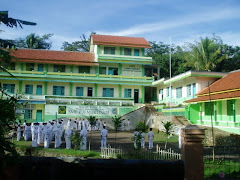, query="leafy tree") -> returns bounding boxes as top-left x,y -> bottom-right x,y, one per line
14,33 -> 53,49
215,44 -> 240,72
184,35 -> 228,71
161,121 -> 174,149
70,131 -> 84,151
112,115 -> 124,145
146,41 -> 189,78
61,33 -> 95,52
0,10 -> 36,173
136,121 -> 148,133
